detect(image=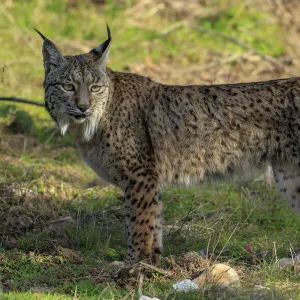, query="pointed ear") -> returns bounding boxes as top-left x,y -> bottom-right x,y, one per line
89,24 -> 111,65
34,29 -> 66,73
